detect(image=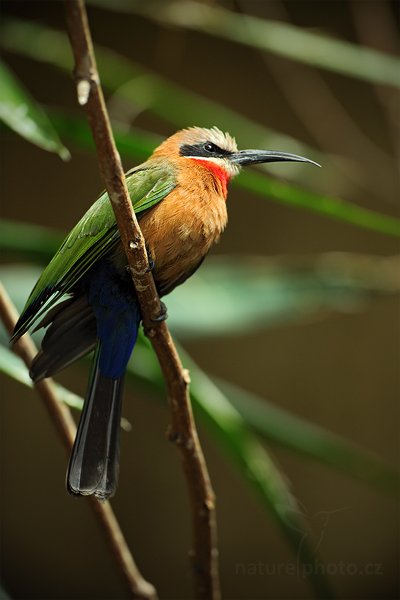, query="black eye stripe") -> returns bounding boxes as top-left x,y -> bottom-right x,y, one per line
180,142 -> 232,158
204,142 -> 219,153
